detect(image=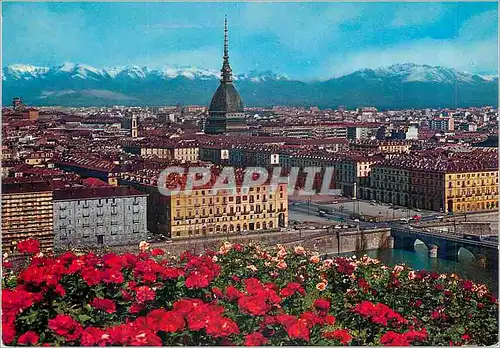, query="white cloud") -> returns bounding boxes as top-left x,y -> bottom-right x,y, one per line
389,3 -> 446,28
318,9 -> 498,79
459,10 -> 498,41
319,38 -> 498,79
